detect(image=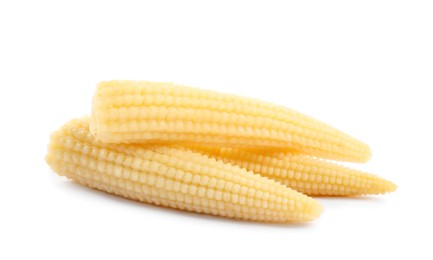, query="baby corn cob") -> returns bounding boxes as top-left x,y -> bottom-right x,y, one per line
187,146 -> 397,196
90,80 -> 371,162
46,118 -> 323,223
